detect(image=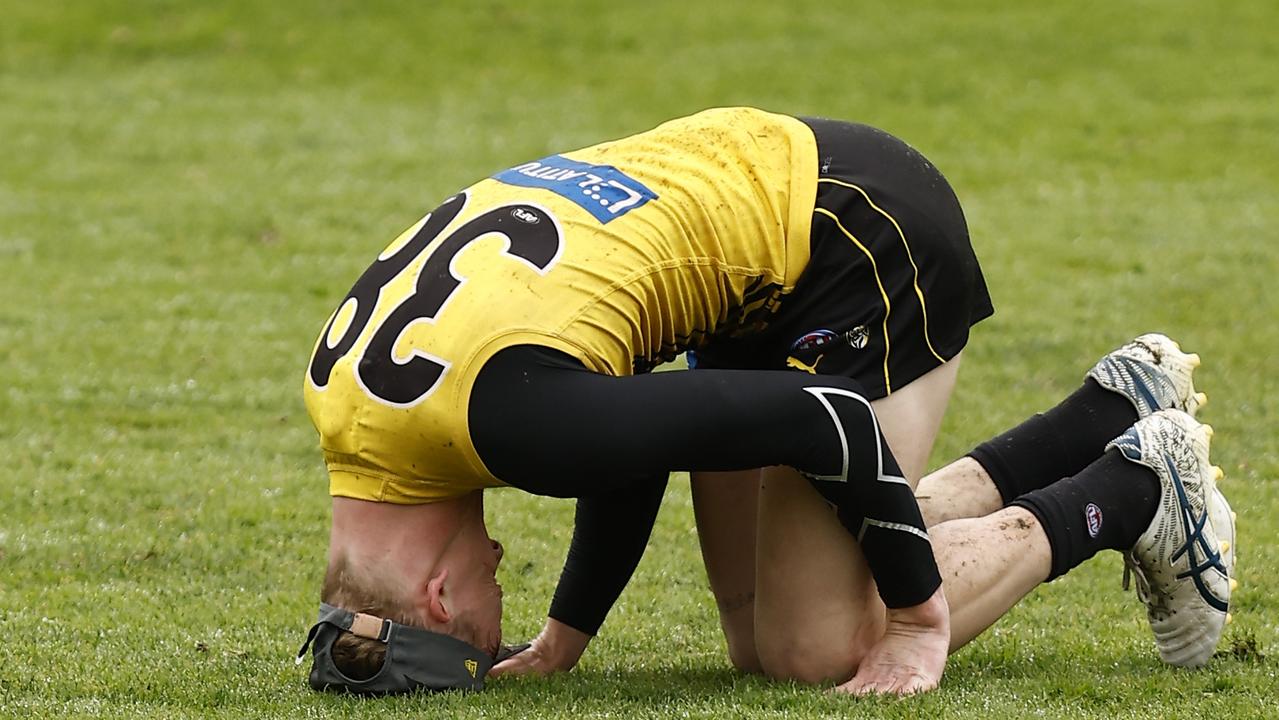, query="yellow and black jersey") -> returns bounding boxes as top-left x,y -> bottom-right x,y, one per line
304,107 -> 820,503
